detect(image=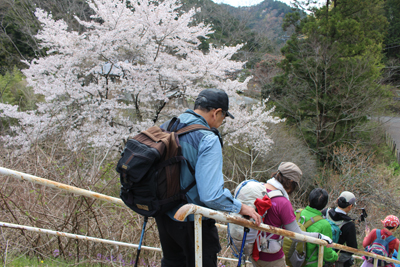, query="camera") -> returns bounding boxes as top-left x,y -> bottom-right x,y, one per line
359,208 -> 368,222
